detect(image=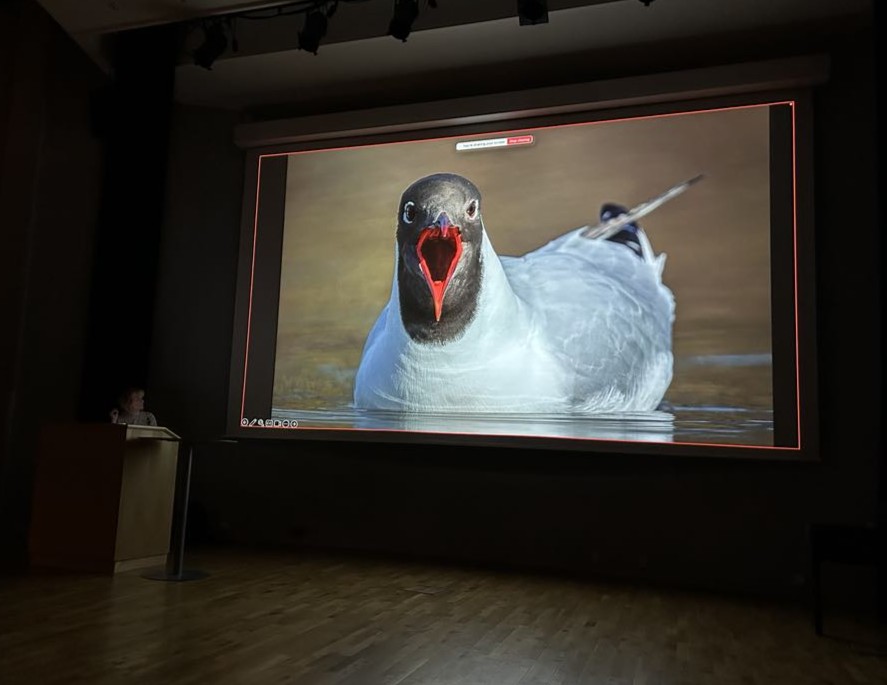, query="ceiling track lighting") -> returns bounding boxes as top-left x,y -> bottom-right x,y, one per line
517,0 -> 548,26
192,20 -> 228,70
388,0 -> 419,42
298,8 -> 329,54
189,0 -> 439,63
